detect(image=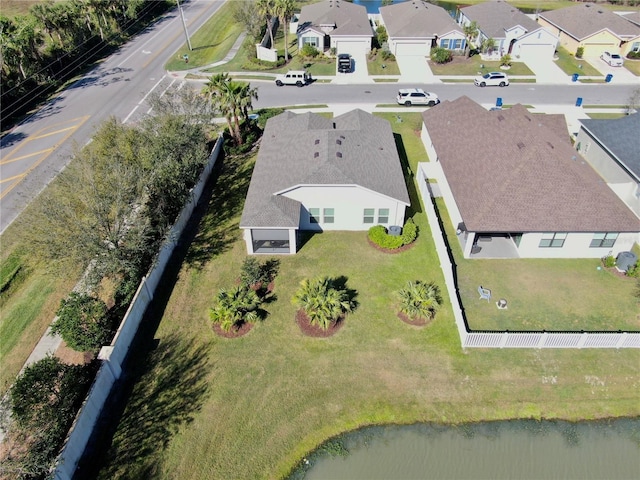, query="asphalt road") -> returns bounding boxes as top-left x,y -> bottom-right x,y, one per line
0,0 -> 225,234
